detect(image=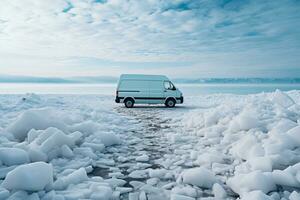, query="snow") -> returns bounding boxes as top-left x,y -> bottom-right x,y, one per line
2,162 -> 53,191
0,90 -> 300,199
